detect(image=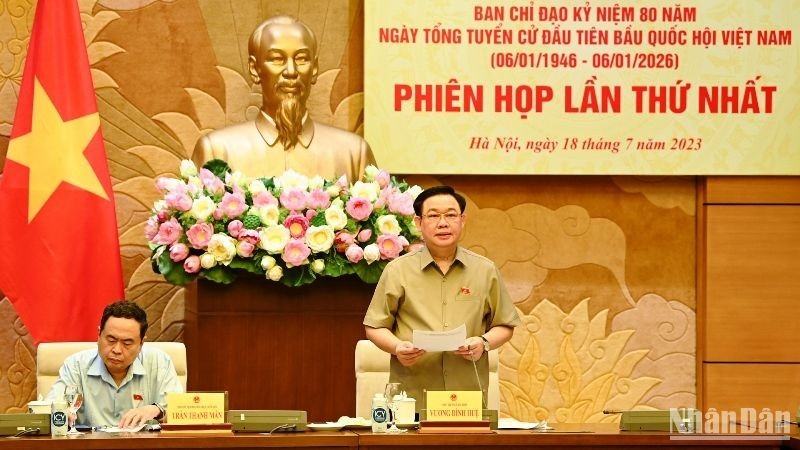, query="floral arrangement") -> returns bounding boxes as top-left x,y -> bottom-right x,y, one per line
146,159 -> 423,287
